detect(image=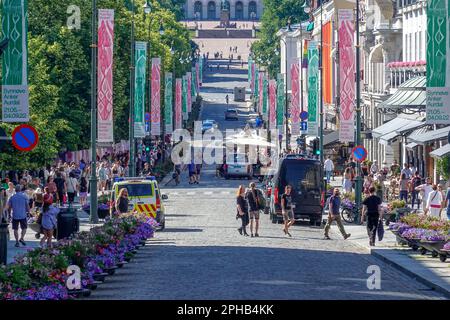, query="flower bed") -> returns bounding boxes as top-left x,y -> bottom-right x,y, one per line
0,213 -> 156,300
388,214 -> 450,261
